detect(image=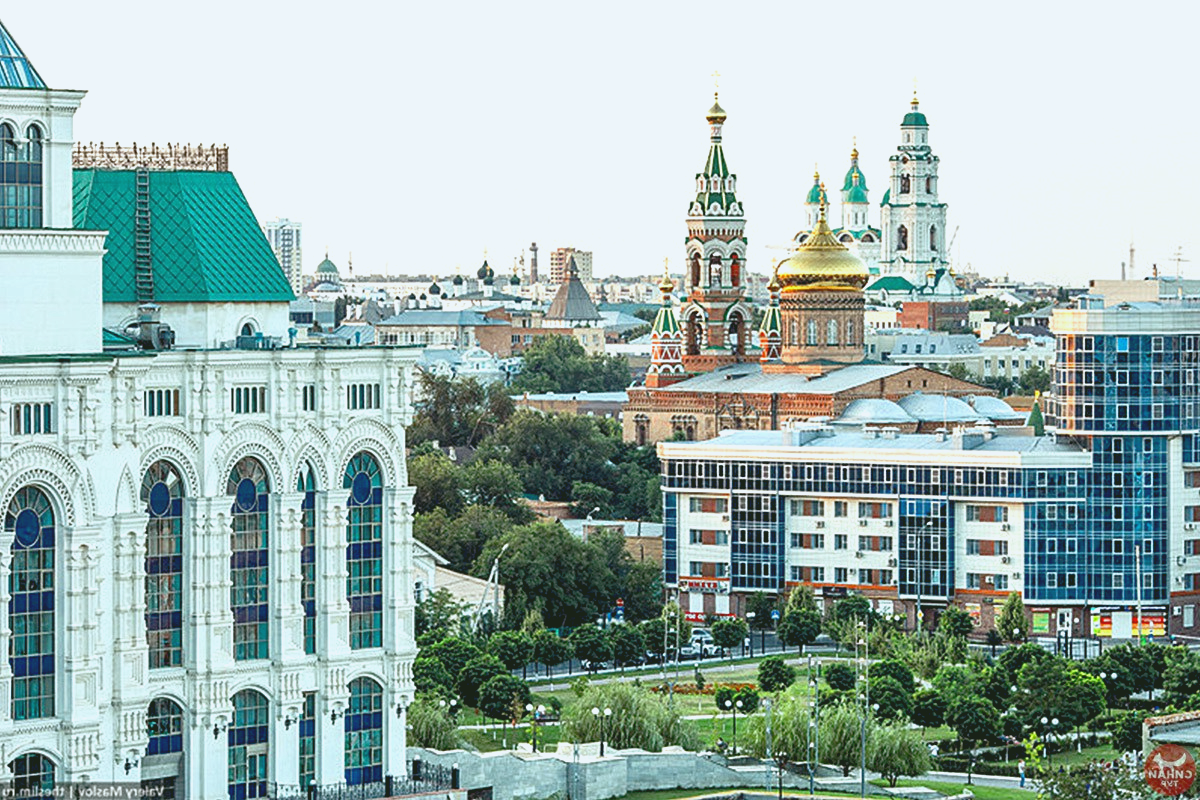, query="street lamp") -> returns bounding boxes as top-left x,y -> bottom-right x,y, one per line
724,698 -> 744,755
591,706 -> 612,756
1040,716 -> 1060,765
526,703 -> 545,751
775,750 -> 789,800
